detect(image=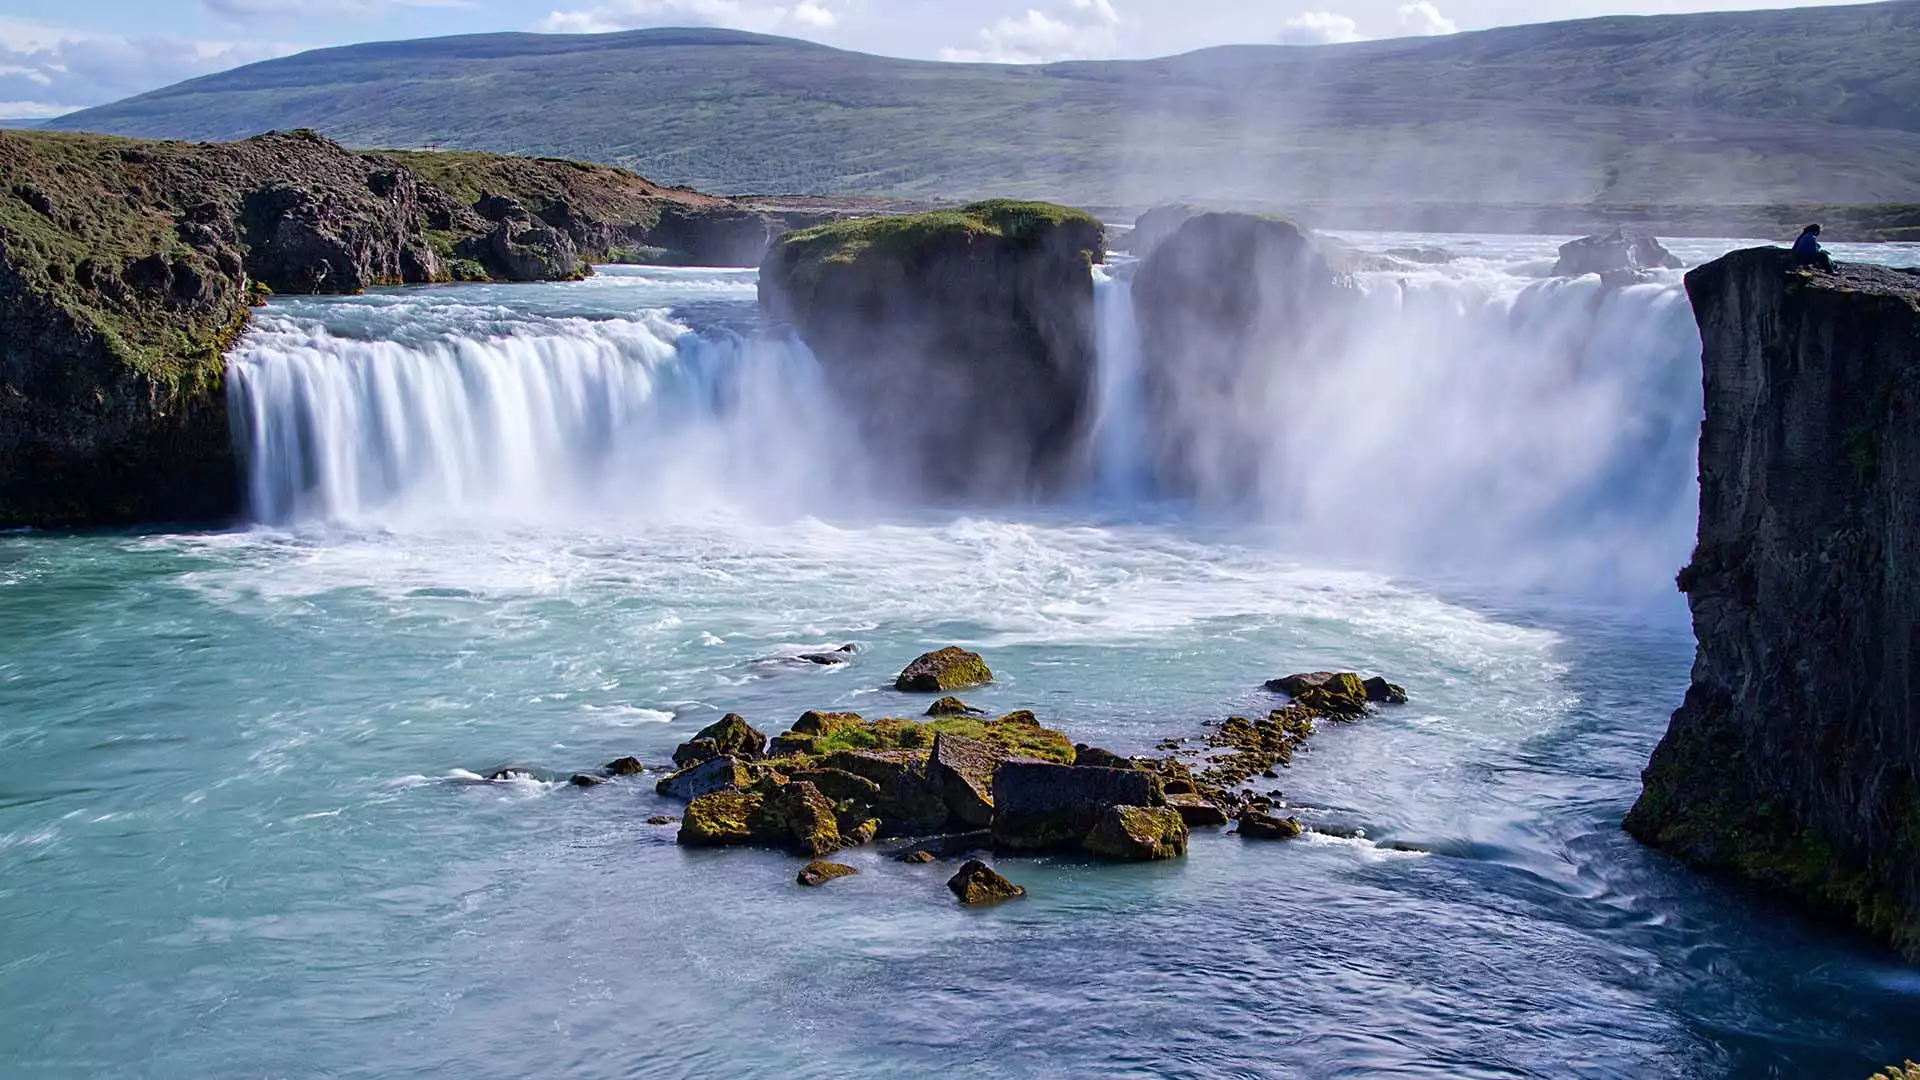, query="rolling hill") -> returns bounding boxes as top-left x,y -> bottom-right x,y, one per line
46,2 -> 1920,210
